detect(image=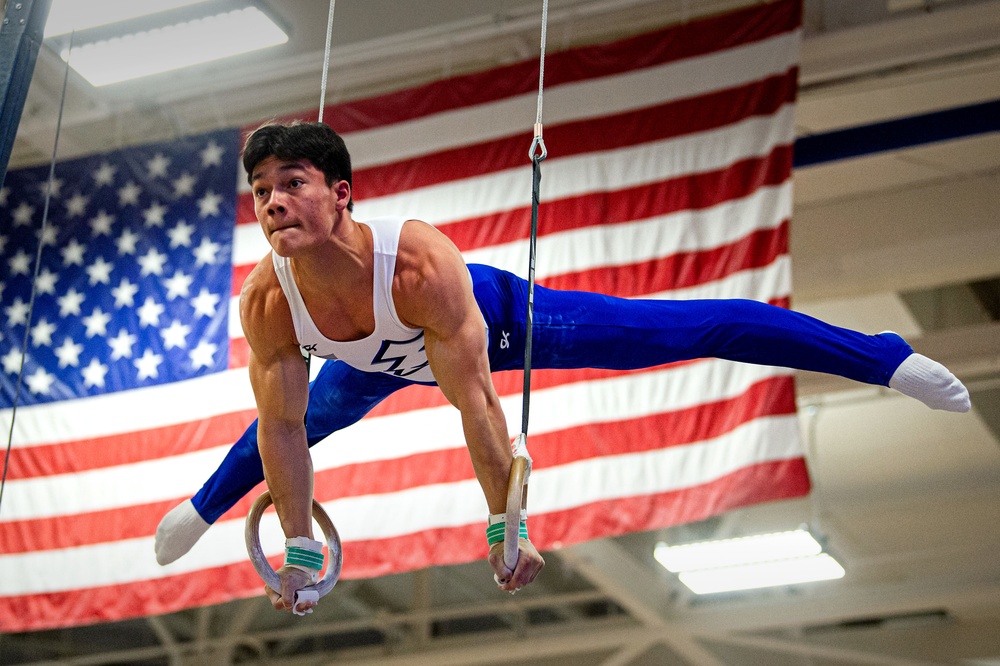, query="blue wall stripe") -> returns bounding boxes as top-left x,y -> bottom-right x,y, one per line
793,99 -> 1000,168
